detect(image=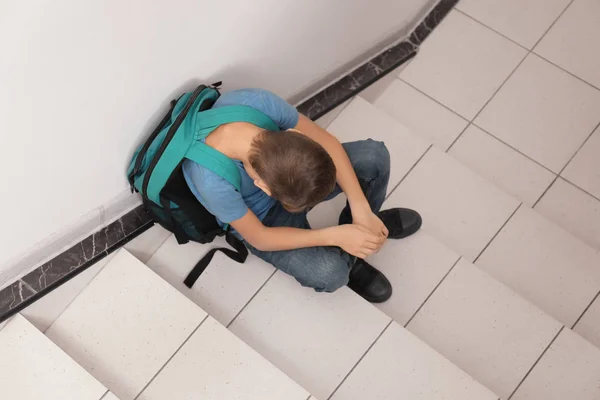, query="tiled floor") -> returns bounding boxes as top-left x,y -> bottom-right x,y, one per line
475,53 -> 600,173
400,10 -> 527,120
455,0 -> 572,49
535,0 -> 600,89
368,3 -> 600,253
